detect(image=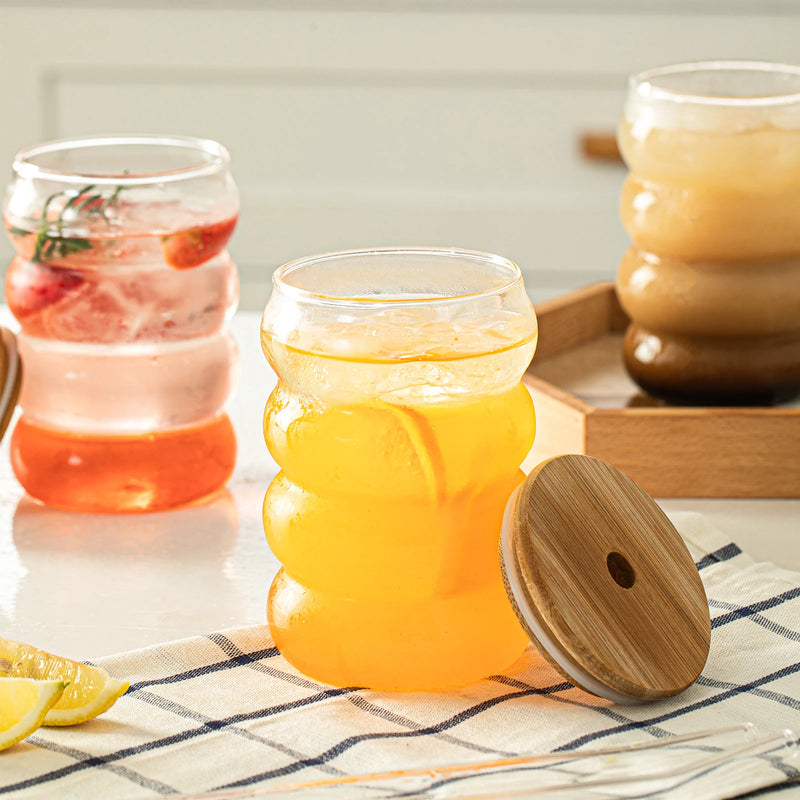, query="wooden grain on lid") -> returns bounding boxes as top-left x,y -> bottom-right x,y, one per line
500,454 -> 711,702
0,328 -> 20,443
